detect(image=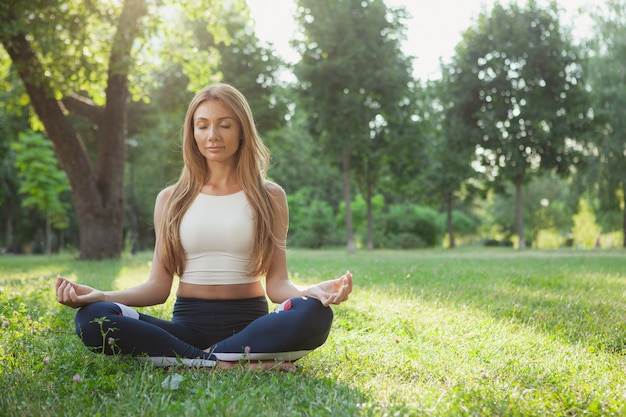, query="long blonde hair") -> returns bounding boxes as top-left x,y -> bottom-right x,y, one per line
156,83 -> 281,278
